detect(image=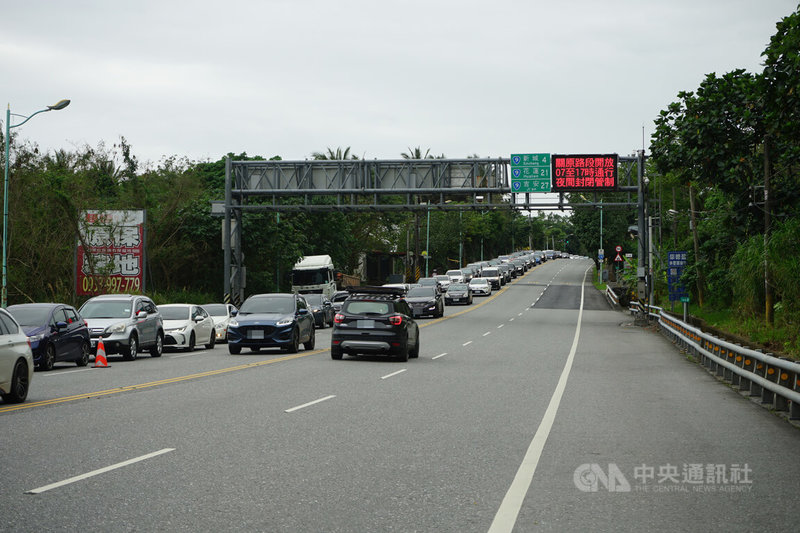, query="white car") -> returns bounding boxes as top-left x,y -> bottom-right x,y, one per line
0,308 -> 33,403
468,277 -> 492,296
204,303 -> 238,343
445,269 -> 465,283
159,304 -> 215,351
